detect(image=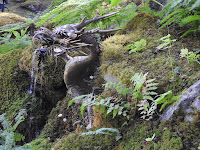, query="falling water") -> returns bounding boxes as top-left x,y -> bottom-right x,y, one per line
27,49 -> 45,141
40,63 -> 44,105
28,50 -> 38,94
